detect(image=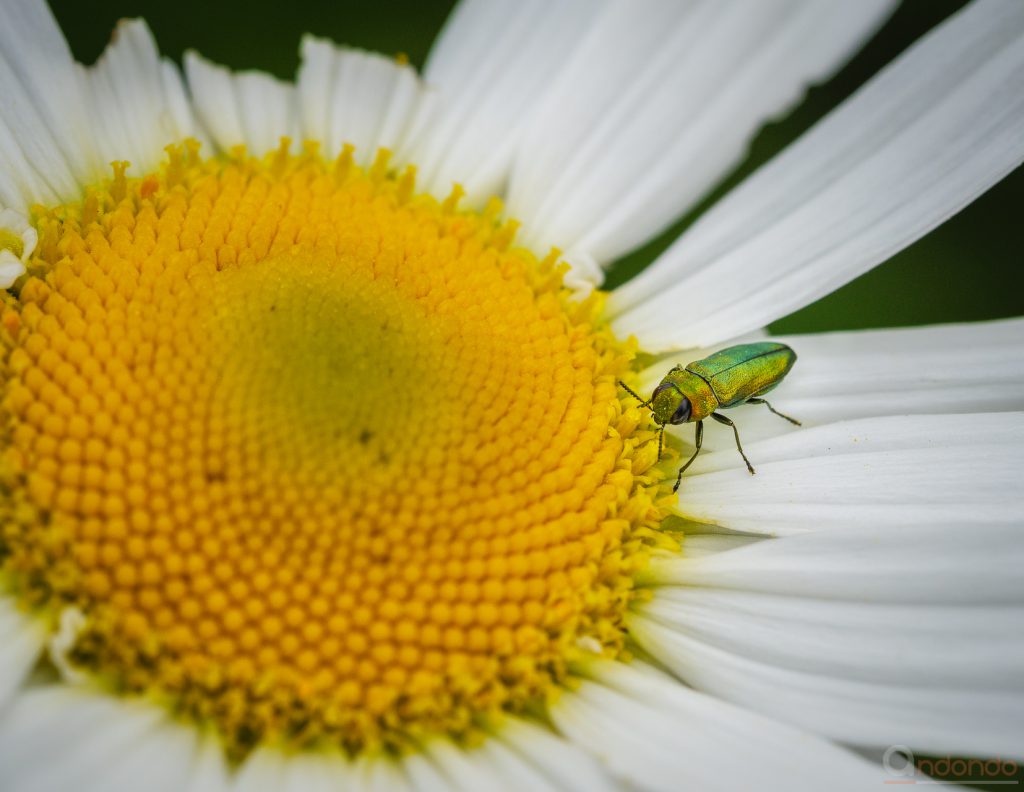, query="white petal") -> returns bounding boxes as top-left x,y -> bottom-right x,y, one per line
552,659 -> 885,791
294,36 -> 335,155
0,249 -> 24,286
672,412 -> 1024,535
279,751 -> 353,792
234,73 -> 296,157
0,0 -> 100,206
0,206 -> 37,286
47,607 -> 89,685
643,525 -> 1024,755
647,522 -> 1024,605
0,6 -> 204,208
637,588 -> 1022,691
639,318 -> 1024,444
83,19 -> 202,176
495,717 -> 618,792
417,739 -> 499,790
0,596 -> 44,711
399,0 -> 605,202
401,753 -> 451,792
630,604 -> 1024,758
1,5 -> 202,206
679,533 -> 762,558
423,737 -> 559,792
768,318 -> 1024,427
642,522 -> 1024,755
510,0 -> 895,265
0,44 -> 79,206
162,58 -> 209,150
0,206 -> 38,258
236,748 -> 356,792
233,747 -> 287,792
406,718 -> 617,792
297,37 -> 423,164
84,710 -> 201,792
185,51 -> 298,158
352,755 -> 414,792
0,685 -> 203,792
611,0 -> 1024,351
182,52 -> 246,152
183,733 -> 232,792
322,50 -> 413,165
560,247 -> 605,294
